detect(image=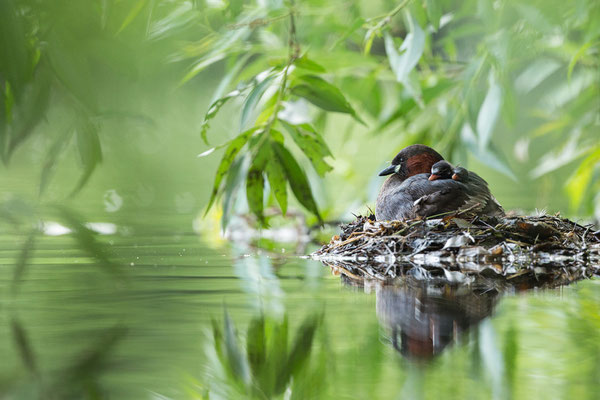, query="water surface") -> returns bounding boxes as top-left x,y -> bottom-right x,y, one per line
2,216 -> 599,399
